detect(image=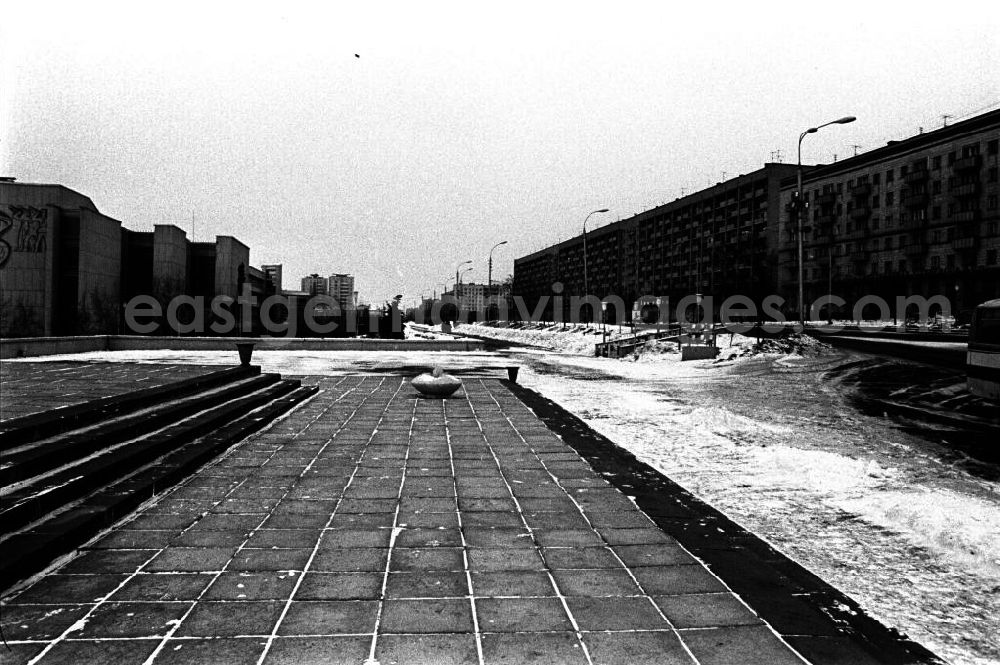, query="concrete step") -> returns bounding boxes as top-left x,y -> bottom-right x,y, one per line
0,365 -> 260,449
0,373 -> 281,486
0,384 -> 317,589
0,379 -> 301,534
